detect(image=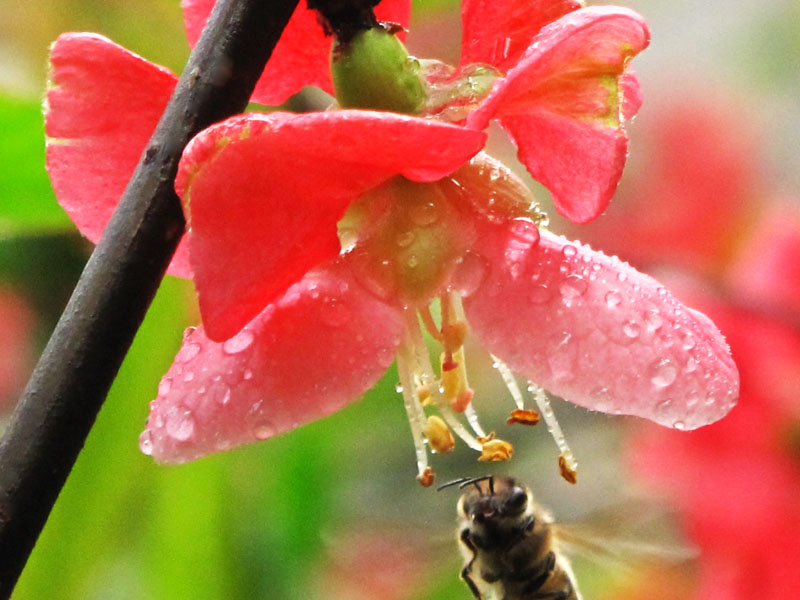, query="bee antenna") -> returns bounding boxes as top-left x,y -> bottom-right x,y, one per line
437,477 -> 475,491
459,475 -> 494,492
